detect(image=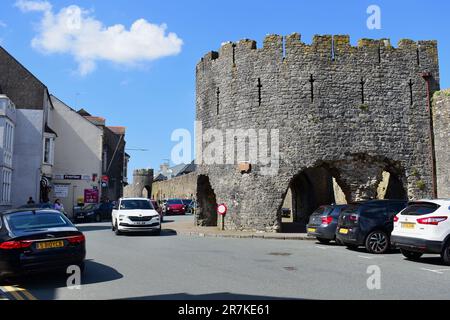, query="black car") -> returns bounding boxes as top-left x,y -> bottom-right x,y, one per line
0,209 -> 86,281
307,204 -> 349,244
336,200 -> 407,254
181,199 -> 195,214
74,202 -> 114,223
